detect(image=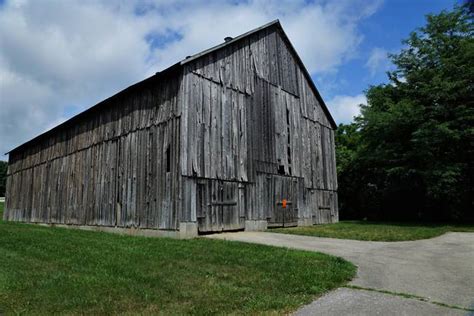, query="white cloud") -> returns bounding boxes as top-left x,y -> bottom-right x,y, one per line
365,47 -> 390,76
0,0 -> 381,157
327,94 -> 366,124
